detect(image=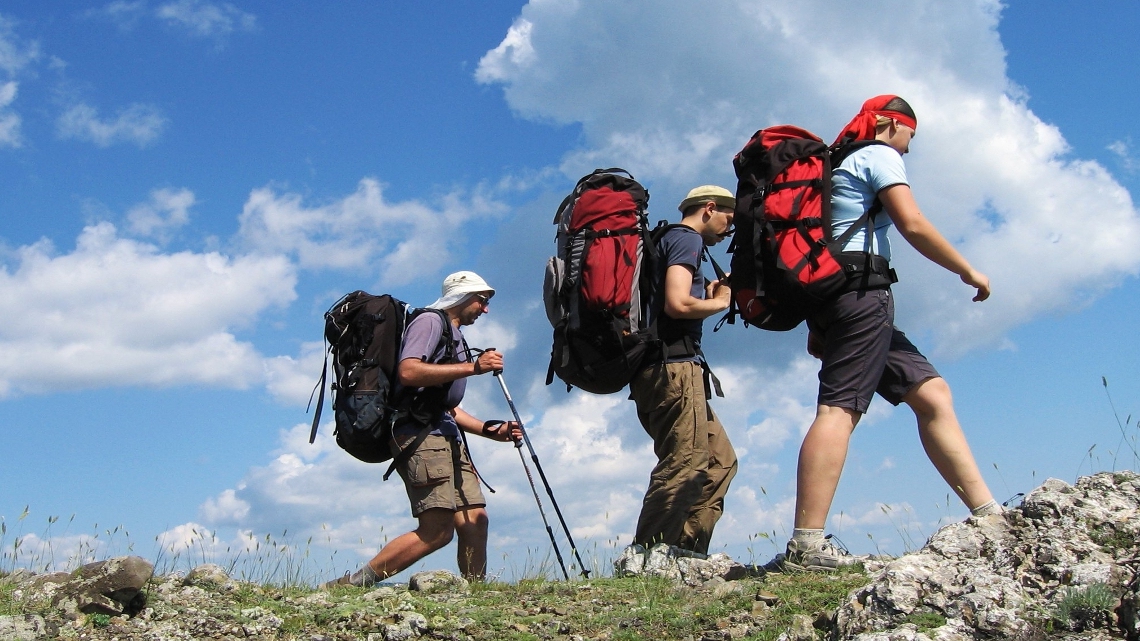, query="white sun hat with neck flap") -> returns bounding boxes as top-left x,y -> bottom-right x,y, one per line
426,271 -> 495,310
